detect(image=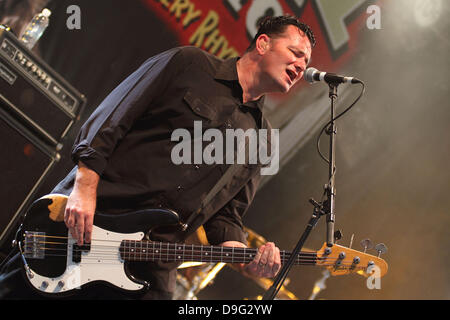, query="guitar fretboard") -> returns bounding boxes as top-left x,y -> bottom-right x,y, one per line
119,240 -> 317,265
